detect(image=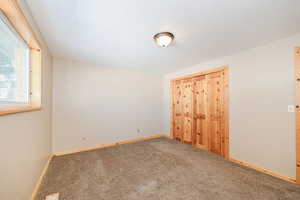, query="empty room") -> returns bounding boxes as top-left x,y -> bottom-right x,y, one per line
1,0 -> 300,199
